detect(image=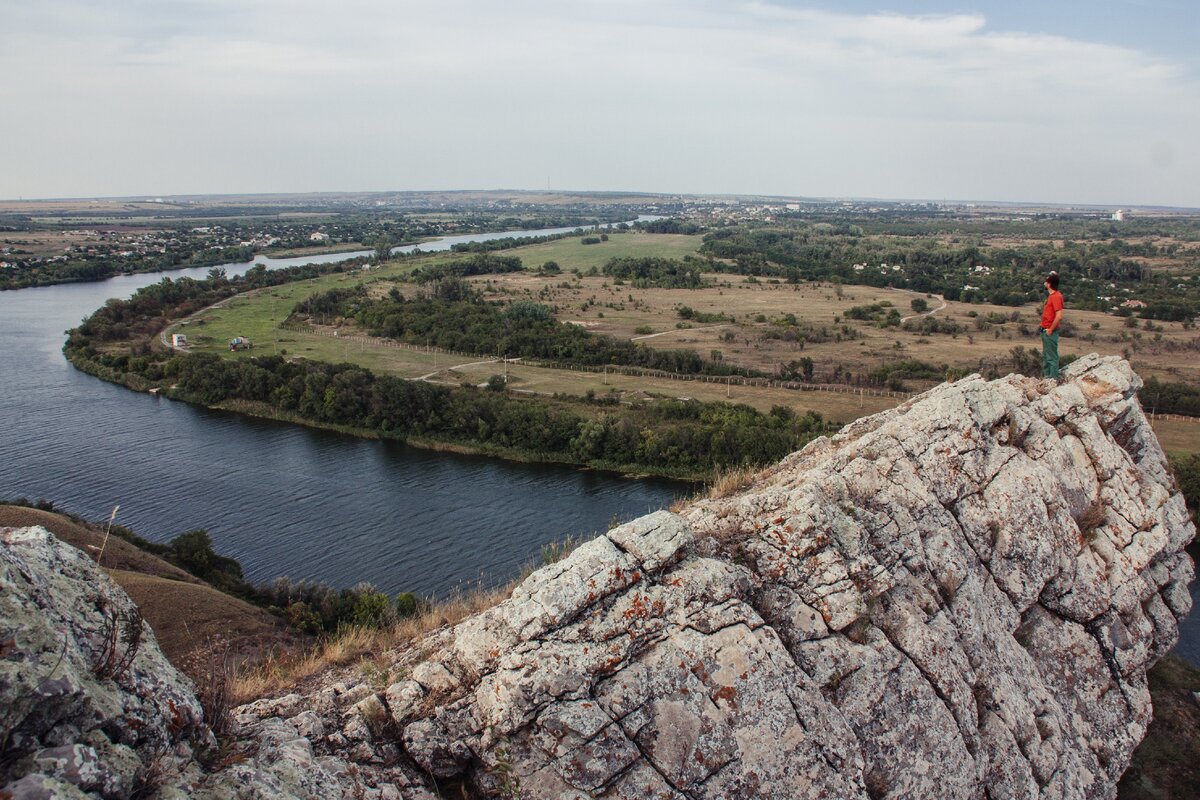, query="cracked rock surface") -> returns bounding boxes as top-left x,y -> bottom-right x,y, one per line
2,356 -> 1194,799
0,527 -> 207,799
390,356 -> 1194,799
